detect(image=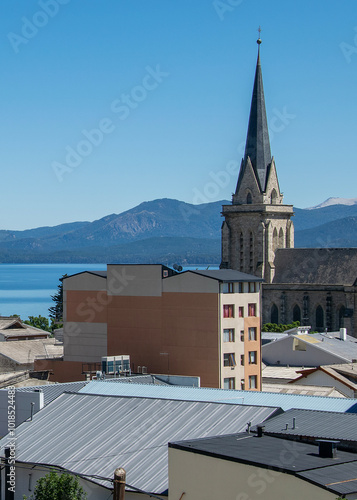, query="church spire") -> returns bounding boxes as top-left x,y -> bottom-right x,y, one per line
239,34 -> 272,193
